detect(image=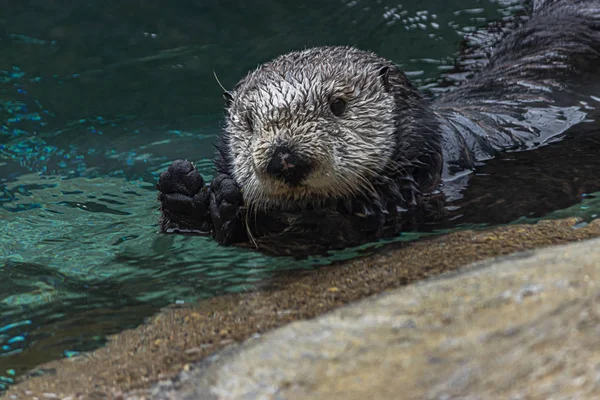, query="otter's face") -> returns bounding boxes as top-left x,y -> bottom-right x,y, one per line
223,47 -> 398,210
